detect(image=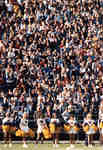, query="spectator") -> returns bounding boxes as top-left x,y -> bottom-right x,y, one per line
0,0 -> 103,142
